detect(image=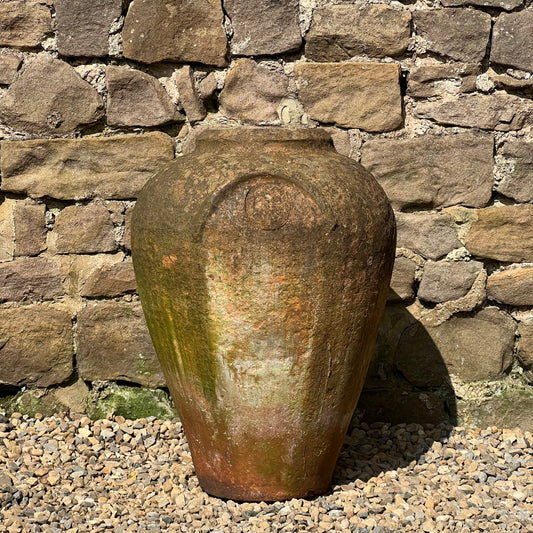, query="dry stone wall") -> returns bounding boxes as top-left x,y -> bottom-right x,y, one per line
0,0 -> 532,428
